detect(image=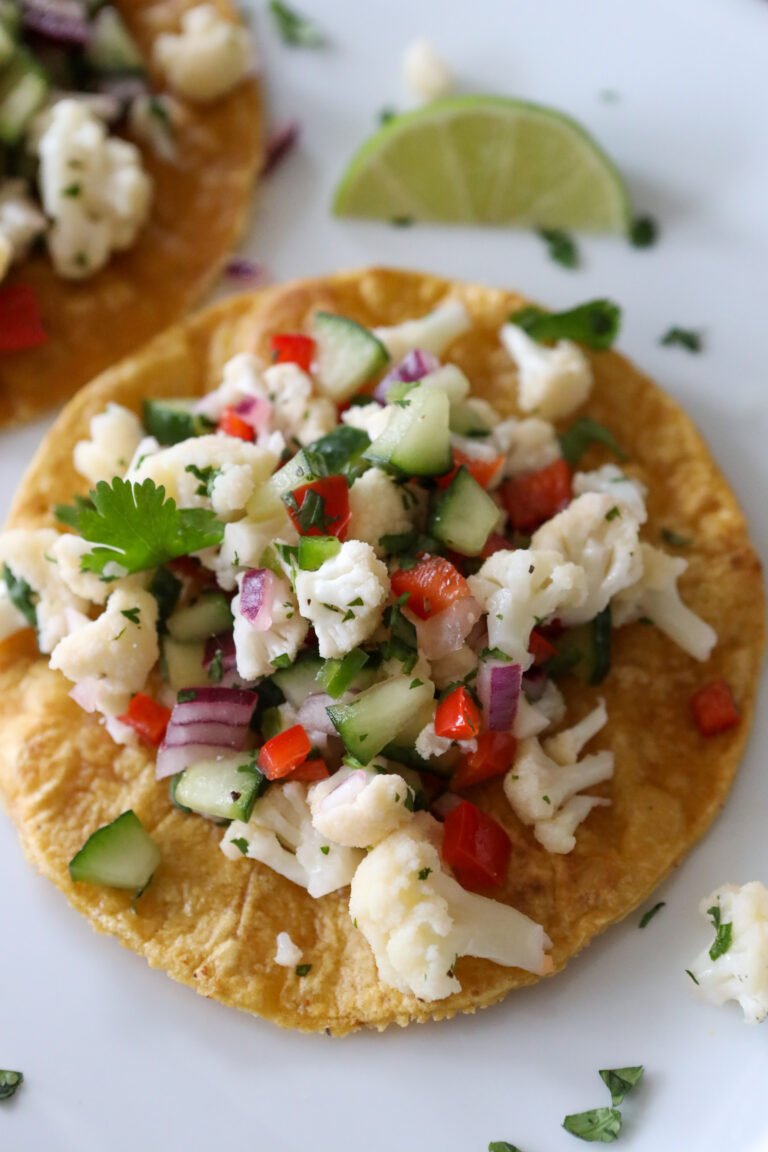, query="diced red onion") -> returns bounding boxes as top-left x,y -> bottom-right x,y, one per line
203,631 -> 237,673
477,660 -> 522,732
319,769 -> 368,811
296,693 -> 338,736
22,0 -> 89,43
234,394 -> 271,432
261,120 -> 299,176
157,742 -> 243,780
430,792 -> 462,820
240,569 -> 275,632
415,596 -> 481,661
155,687 -> 257,779
224,258 -> 271,286
374,348 -> 441,402
163,720 -> 249,747
171,686 -> 257,722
